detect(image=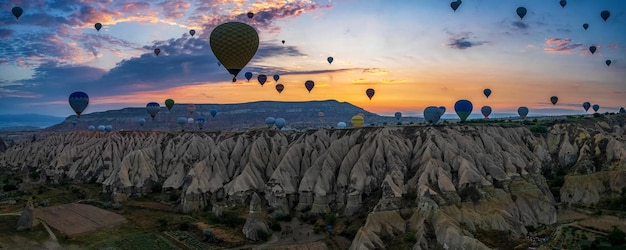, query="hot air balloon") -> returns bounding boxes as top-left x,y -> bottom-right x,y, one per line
154,48 -> 161,56
105,125 -> 112,132
146,102 -> 160,120
589,46 -> 596,54
481,106 -> 492,119
516,7 -> 527,20
518,107 -> 529,119
327,57 -> 334,64
601,10 -> 610,22
95,23 -> 102,31
247,12 -> 254,19
305,80 -> 315,93
606,60 -> 612,66
337,122 -> 346,128
583,23 -> 589,30
187,104 -> 196,114
483,89 -> 492,98
275,118 -> 285,129
265,117 -> 275,127
358,113 -> 365,118
439,106 -> 446,114
257,74 -> 267,86
276,84 -> 284,94
12,7 -> 23,19
454,100 -> 473,122
559,0 -> 567,8
97,125 -> 106,132
366,88 -> 375,100
196,117 -> 206,130
318,112 -> 325,122
351,115 -> 364,128
424,106 -> 442,124
177,117 -> 187,130
282,40 -> 285,44
583,102 -> 591,112
245,72 -> 253,81
189,30 -> 196,36
450,0 -> 462,12
210,22 -> 259,82
273,74 -> 280,82
619,107 -> 625,114
592,104 -> 600,112
165,99 -> 175,111
138,118 -> 146,127
69,91 -> 89,118
550,96 -> 558,105
88,125 -> 95,131
187,118 -> 194,126
210,108 -> 217,118
394,112 -> 402,121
